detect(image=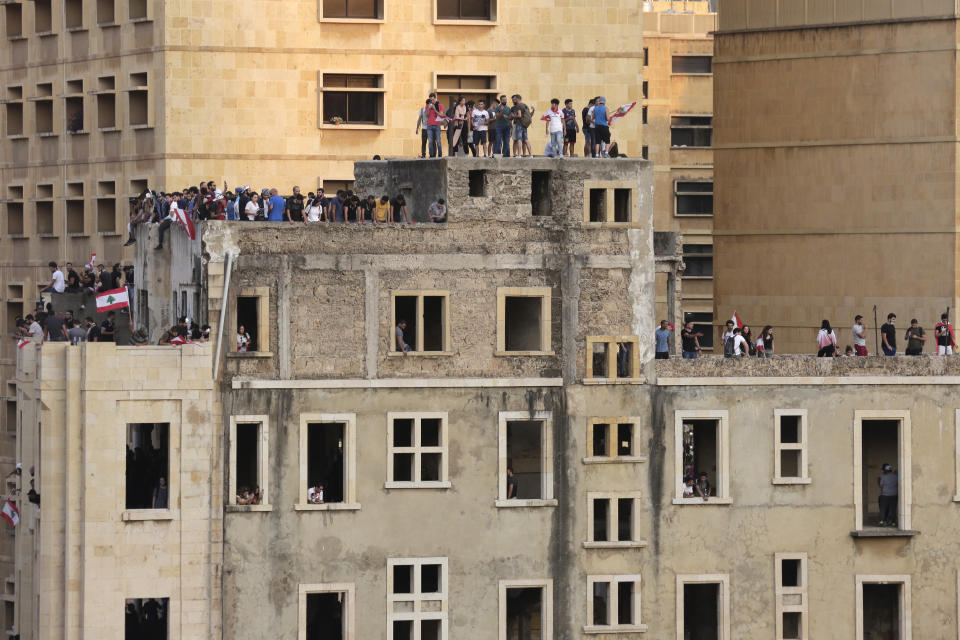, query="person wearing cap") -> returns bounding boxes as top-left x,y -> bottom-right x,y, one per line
877,463 -> 898,527
592,96 -> 611,158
